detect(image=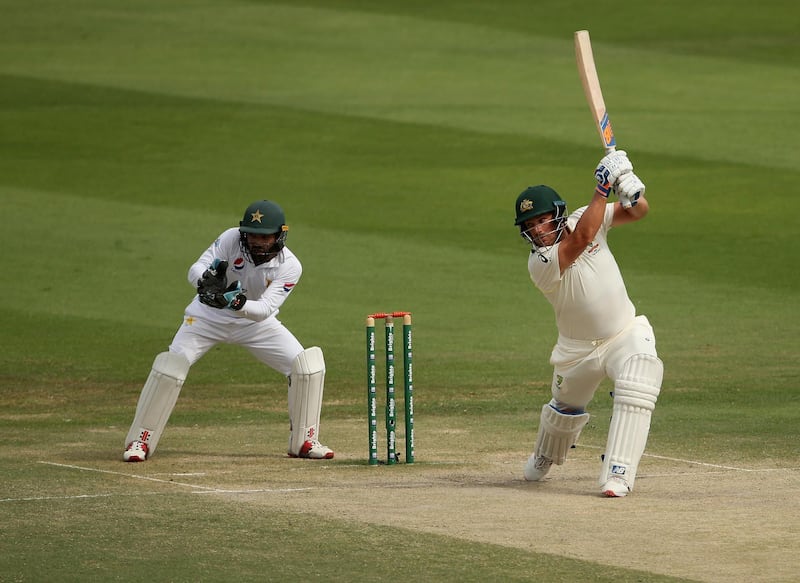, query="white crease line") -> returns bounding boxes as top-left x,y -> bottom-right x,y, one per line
39,461 -> 222,490
32,462 -> 313,497
1,491 -> 165,503
579,445 -> 771,472
193,488 -> 312,495
641,453 -> 765,471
